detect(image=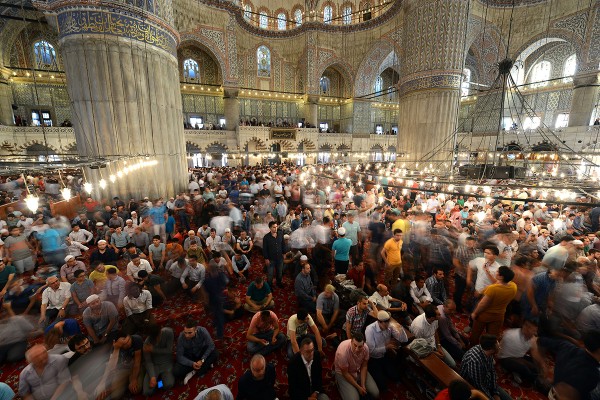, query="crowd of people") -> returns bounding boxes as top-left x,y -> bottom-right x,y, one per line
0,162 -> 599,400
